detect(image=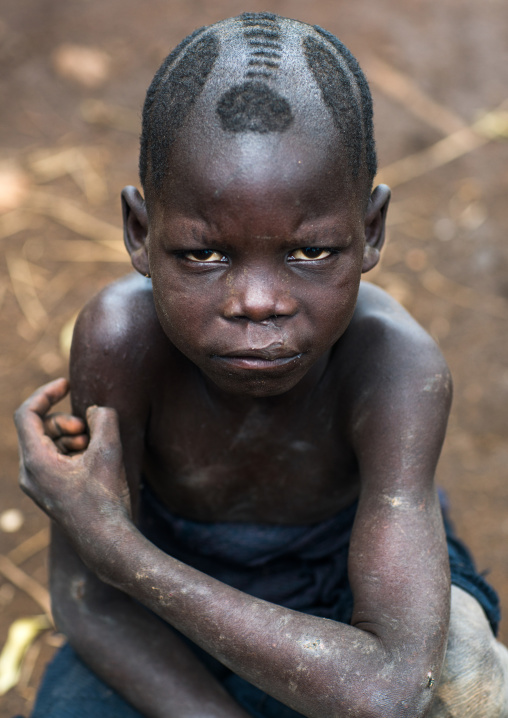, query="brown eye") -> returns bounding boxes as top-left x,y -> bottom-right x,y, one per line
290,247 -> 332,261
185,250 -> 226,262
